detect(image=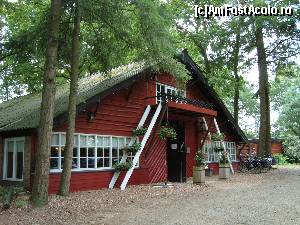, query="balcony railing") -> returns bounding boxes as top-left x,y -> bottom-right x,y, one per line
156,93 -> 214,110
